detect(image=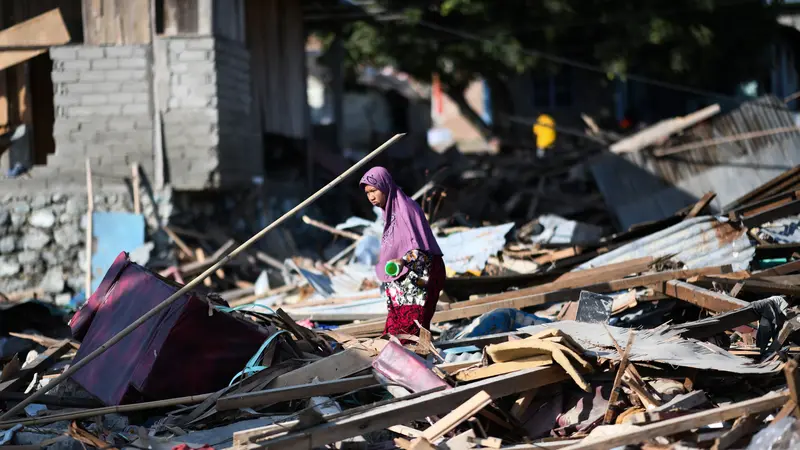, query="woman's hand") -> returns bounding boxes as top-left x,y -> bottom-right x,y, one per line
388,258 -> 405,271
